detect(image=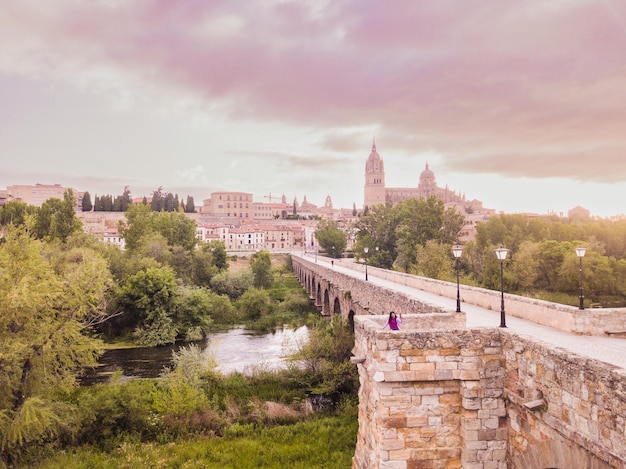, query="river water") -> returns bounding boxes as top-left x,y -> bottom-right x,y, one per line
82,326 -> 309,385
